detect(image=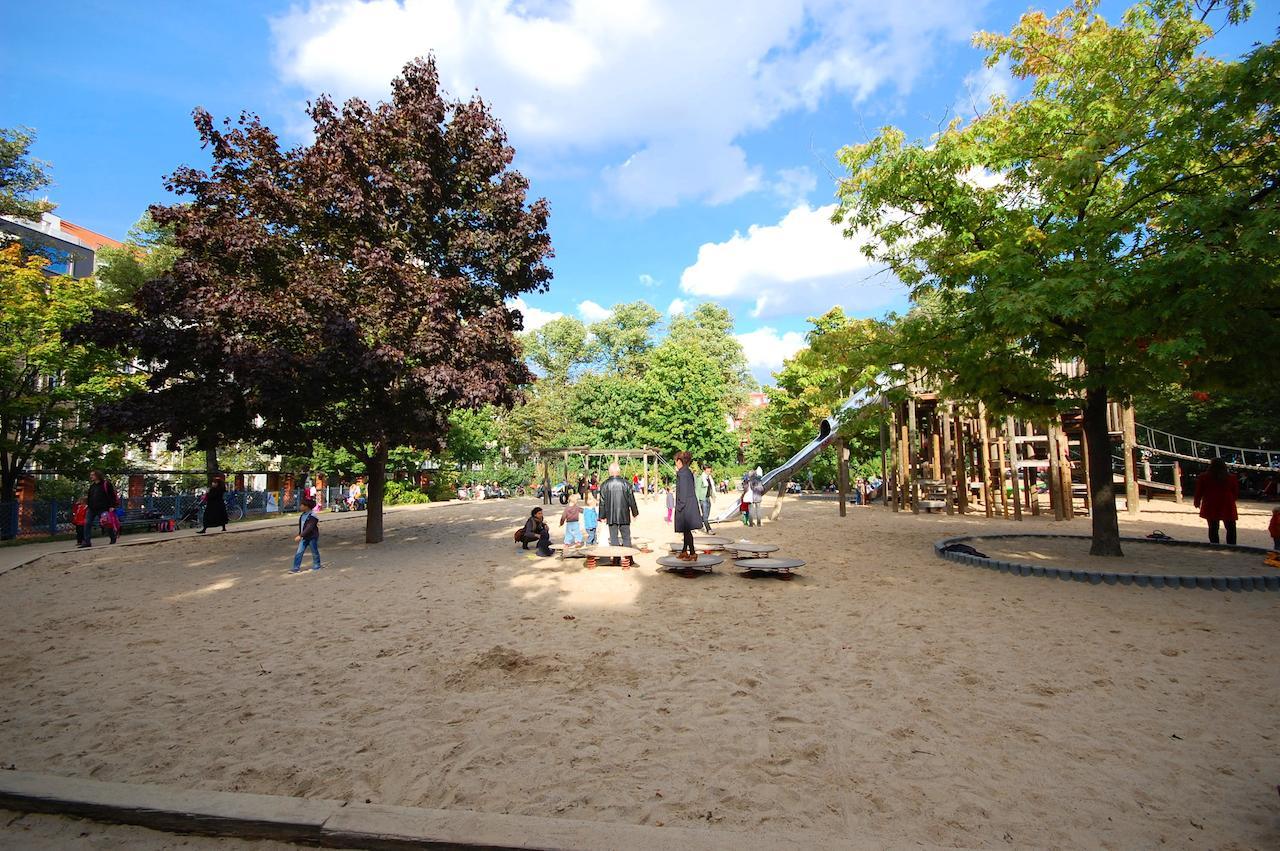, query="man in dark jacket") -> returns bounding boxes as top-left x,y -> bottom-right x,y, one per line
83,470 -> 117,547
598,463 -> 639,548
